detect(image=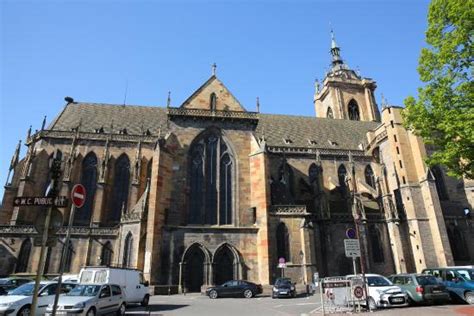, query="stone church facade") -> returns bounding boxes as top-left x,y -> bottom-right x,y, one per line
1,37 -> 473,292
